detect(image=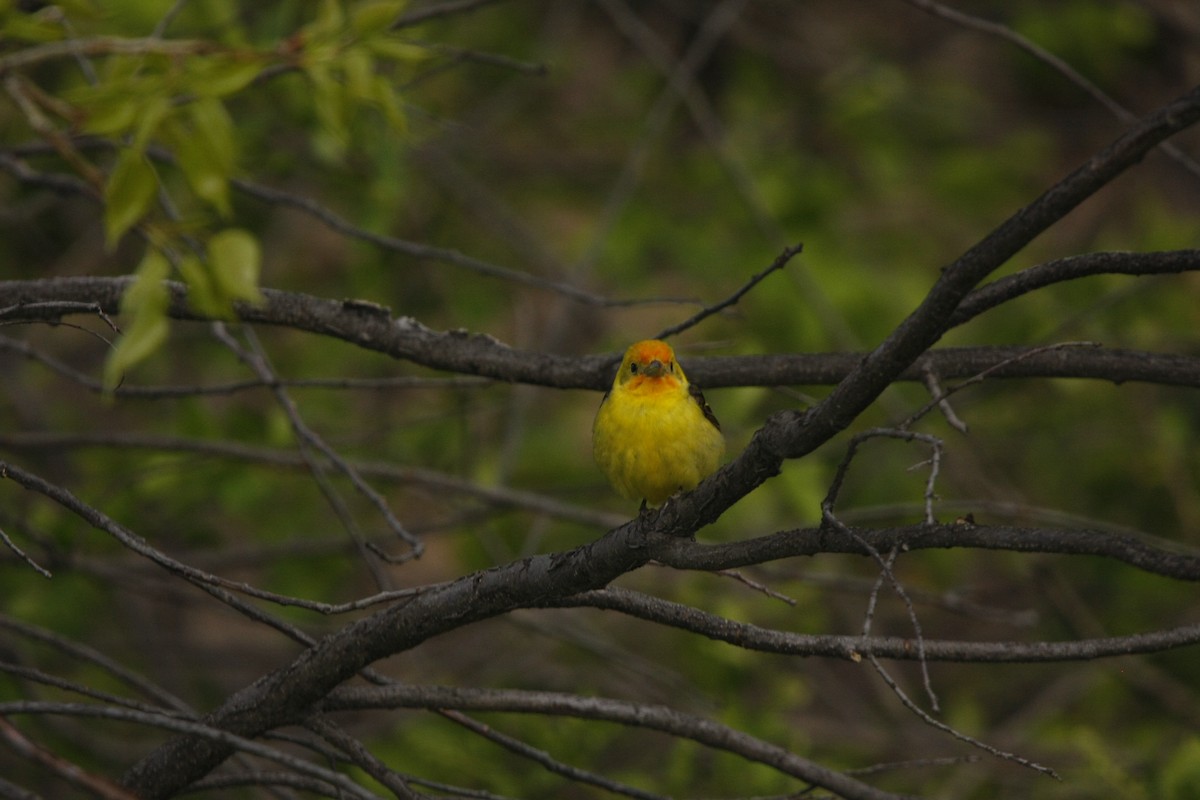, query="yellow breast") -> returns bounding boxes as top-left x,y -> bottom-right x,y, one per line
592,379 -> 724,506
